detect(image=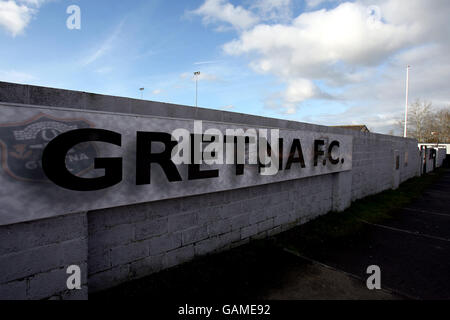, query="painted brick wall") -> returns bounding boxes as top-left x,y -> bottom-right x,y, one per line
0,82 -> 421,299
350,133 -> 420,201
437,149 -> 446,167
86,134 -> 419,294
87,175 -> 335,292
0,213 -> 88,299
